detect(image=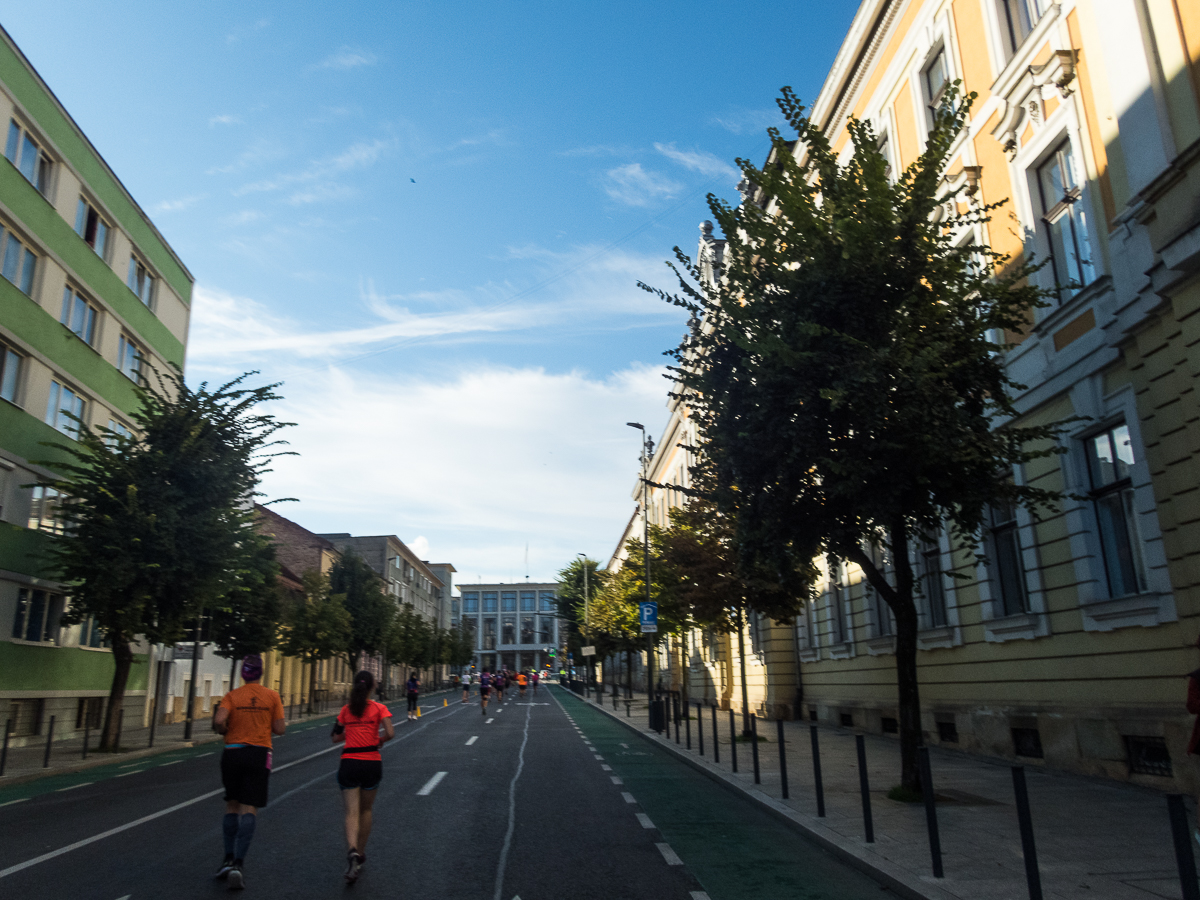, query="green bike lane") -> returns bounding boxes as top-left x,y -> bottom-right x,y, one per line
555,688 -> 894,900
